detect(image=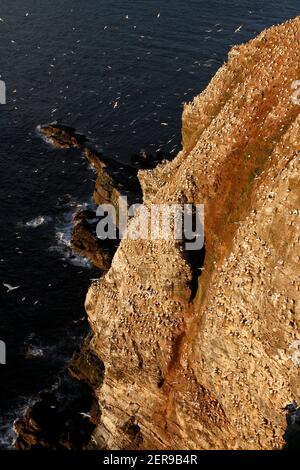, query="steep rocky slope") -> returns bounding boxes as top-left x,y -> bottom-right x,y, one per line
82,17 -> 300,450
